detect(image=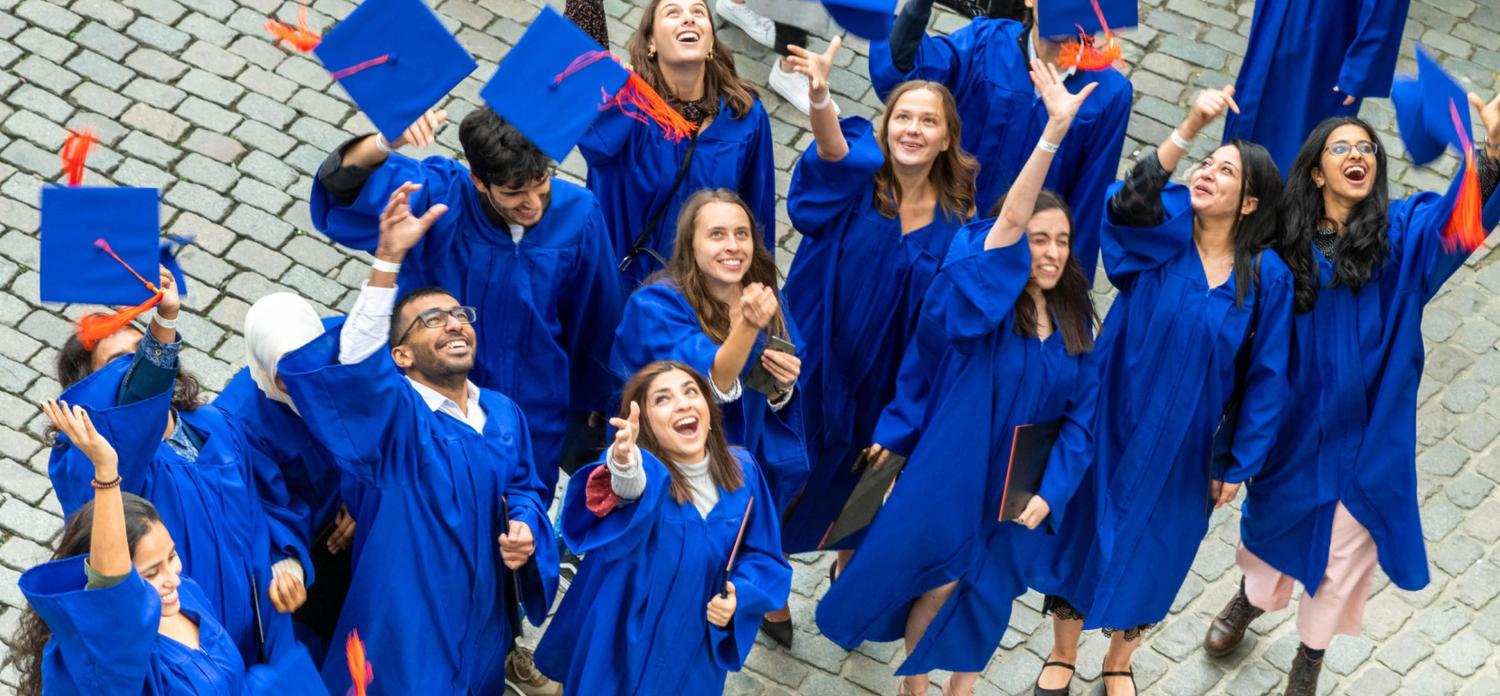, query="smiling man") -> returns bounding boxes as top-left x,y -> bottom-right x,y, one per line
310,106 -> 624,507
279,183 -> 561,695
